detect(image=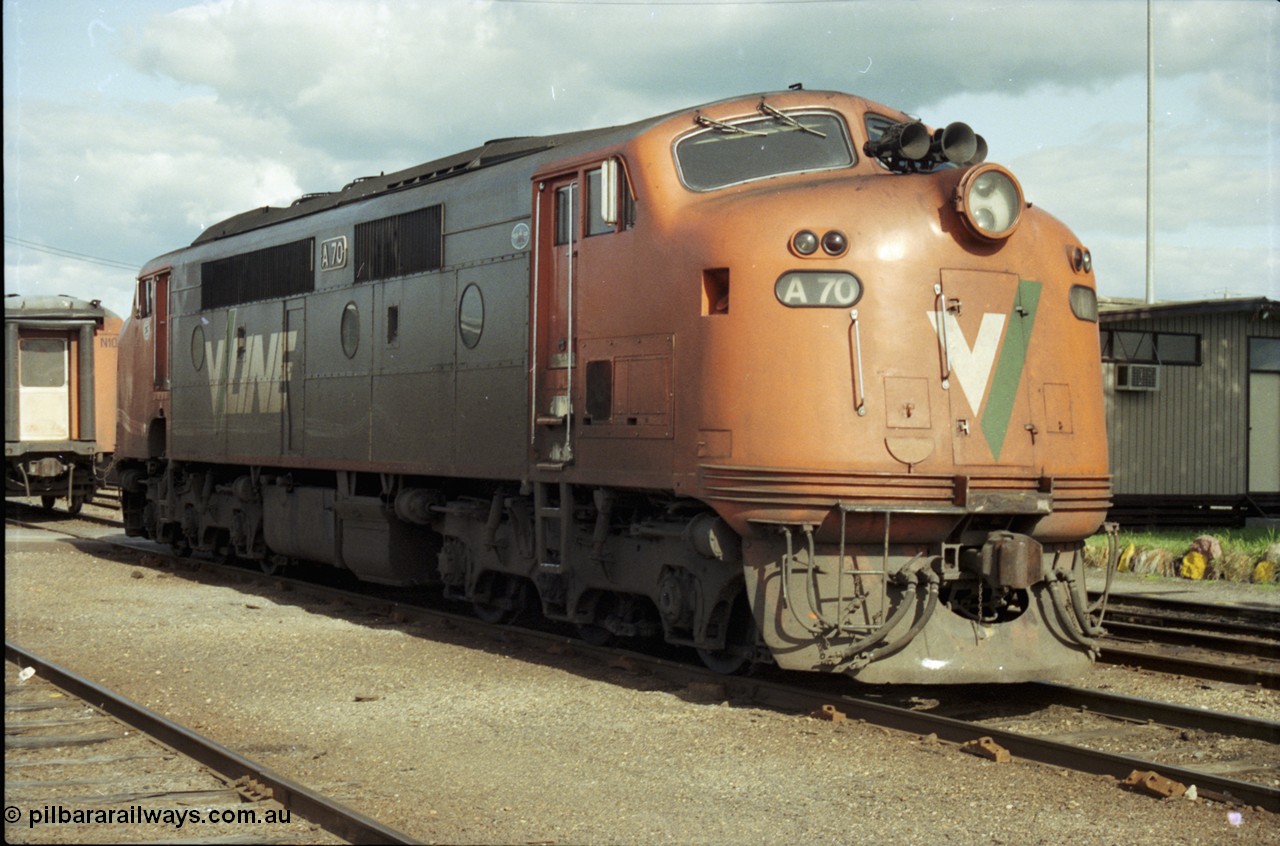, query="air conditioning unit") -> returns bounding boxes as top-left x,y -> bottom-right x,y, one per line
1116,363 -> 1160,391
